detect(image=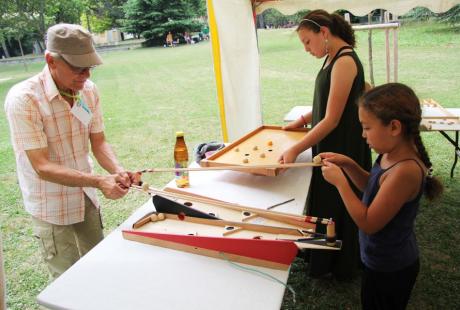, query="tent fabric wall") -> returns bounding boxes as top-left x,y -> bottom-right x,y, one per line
208,0 -> 460,141
207,0 -> 262,142
255,0 -> 460,16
